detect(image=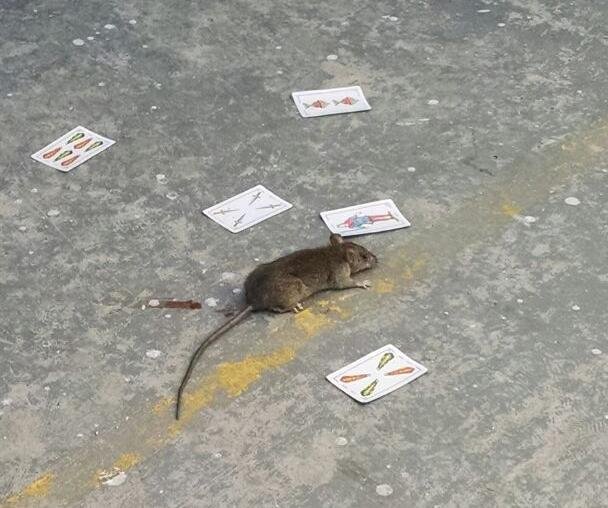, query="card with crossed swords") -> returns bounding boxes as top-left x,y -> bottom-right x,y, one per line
202,184 -> 292,233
